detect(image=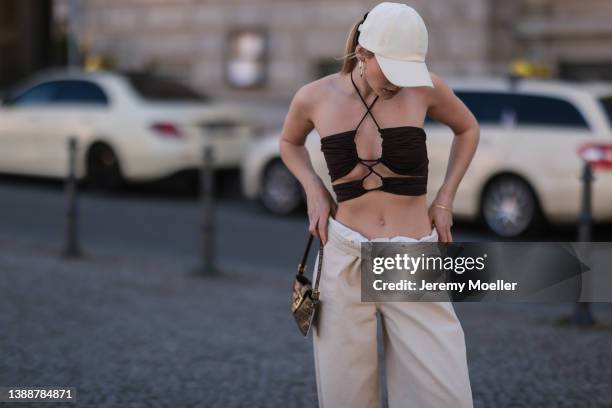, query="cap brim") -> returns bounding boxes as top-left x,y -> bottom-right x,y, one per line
375,54 -> 434,88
